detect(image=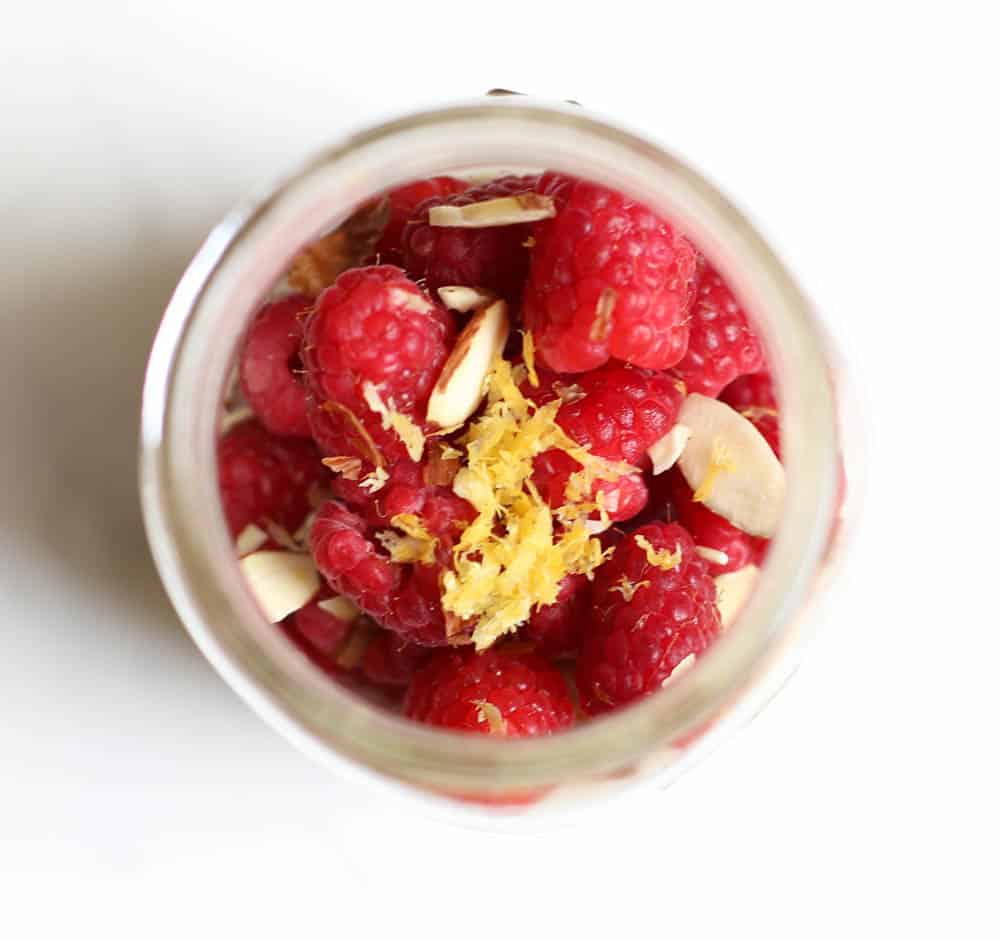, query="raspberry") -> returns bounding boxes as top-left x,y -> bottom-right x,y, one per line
284,591 -> 354,673
404,647 -> 575,736
668,473 -> 766,574
718,370 -> 781,458
528,363 -> 684,522
671,266 -> 765,397
218,420 -> 324,538
402,175 -> 540,296
532,449 -> 649,522
523,173 -> 698,373
373,177 -> 467,265
522,573 -> 591,658
719,370 -> 777,411
576,522 -> 720,714
239,294 -> 313,437
361,632 -> 430,687
748,411 -> 780,459
327,458 -> 475,544
301,265 -> 453,464
309,499 -> 467,647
